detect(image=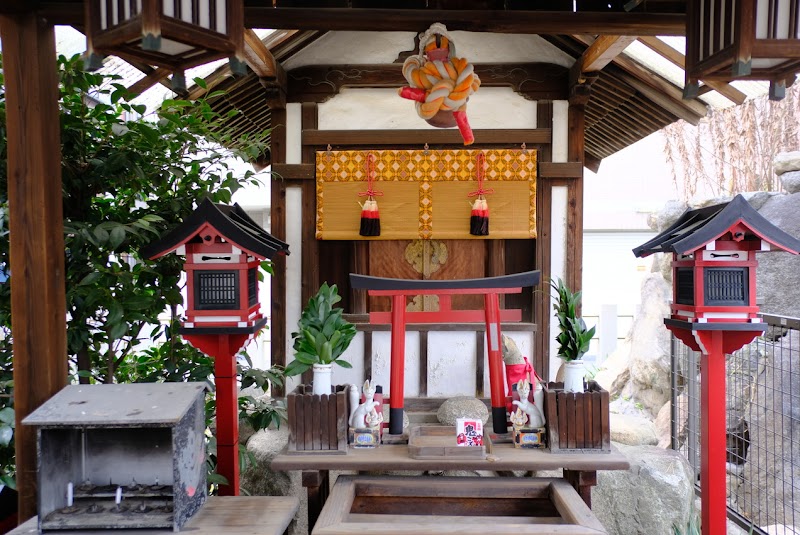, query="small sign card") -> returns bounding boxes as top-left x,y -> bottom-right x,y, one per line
455,418 -> 484,447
